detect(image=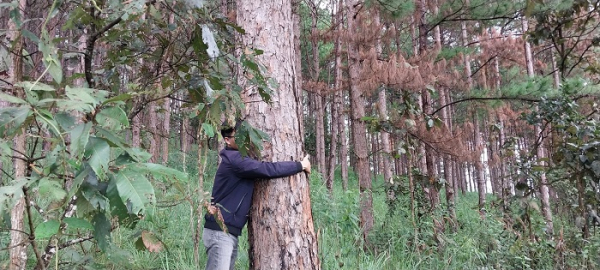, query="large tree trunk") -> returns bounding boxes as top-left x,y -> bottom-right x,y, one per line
522,17 -> 554,237
347,0 -> 374,245
237,0 -> 320,269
